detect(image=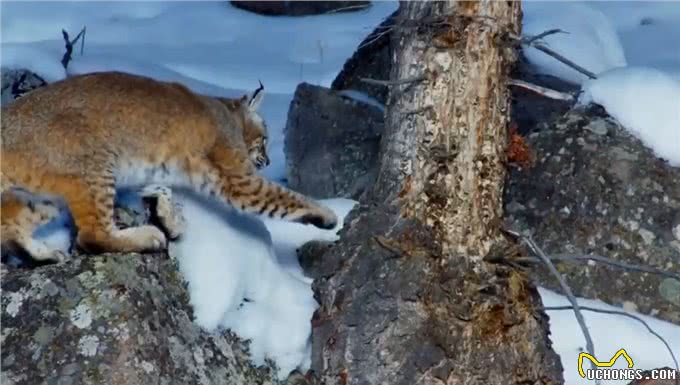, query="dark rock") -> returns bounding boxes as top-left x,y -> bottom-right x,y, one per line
330,10 -> 396,104
230,1 -> 370,17
296,240 -> 334,279
510,55 -> 579,135
1,194 -> 278,384
504,105 -> 680,324
284,83 -> 383,199
1,68 -> 47,106
1,252 -> 277,385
